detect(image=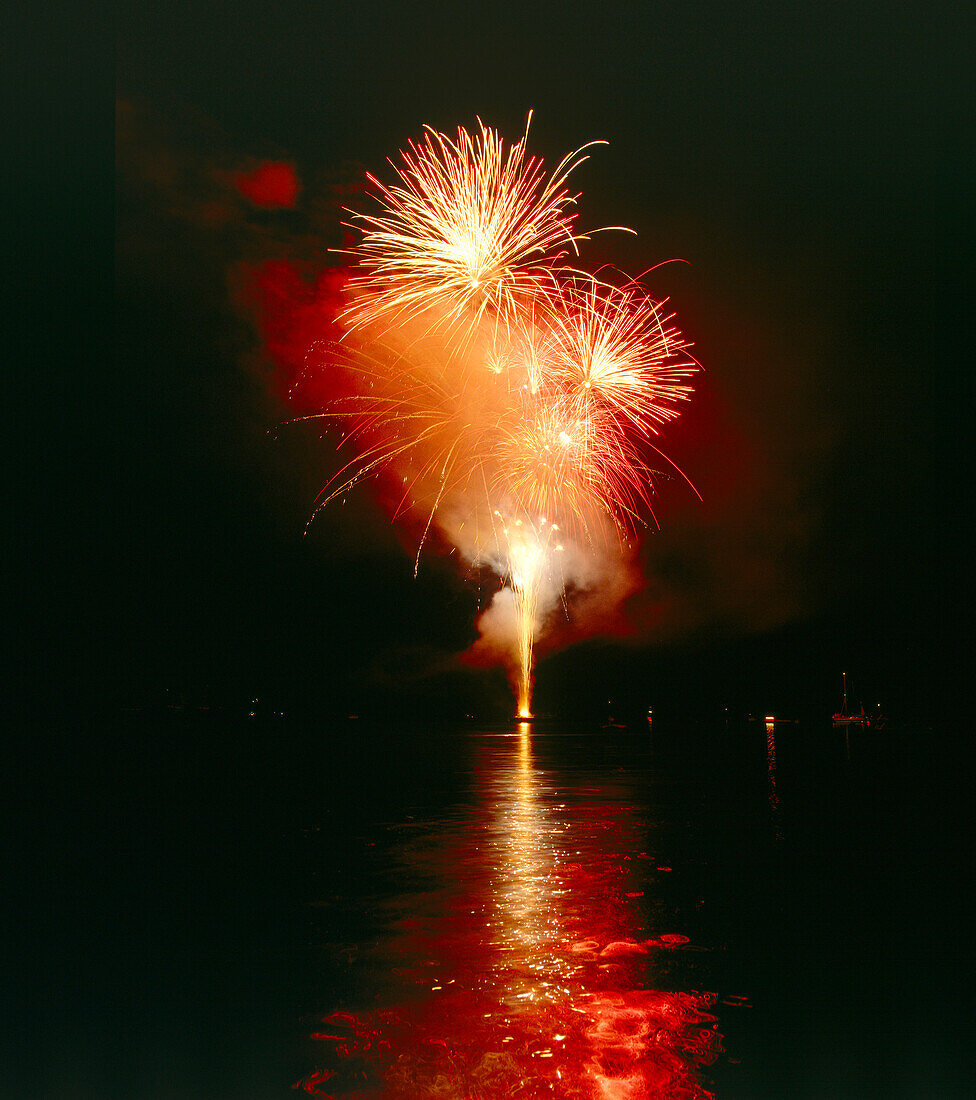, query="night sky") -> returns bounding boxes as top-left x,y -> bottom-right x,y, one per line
35,3 -> 974,722
4,7 -> 973,1097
